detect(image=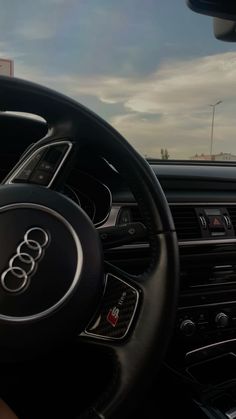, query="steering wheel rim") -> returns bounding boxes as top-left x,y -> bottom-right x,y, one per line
0,75 -> 179,418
